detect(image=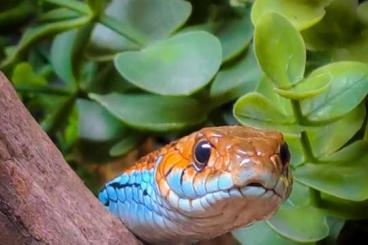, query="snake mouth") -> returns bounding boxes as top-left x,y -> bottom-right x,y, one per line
239,181 -> 282,198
